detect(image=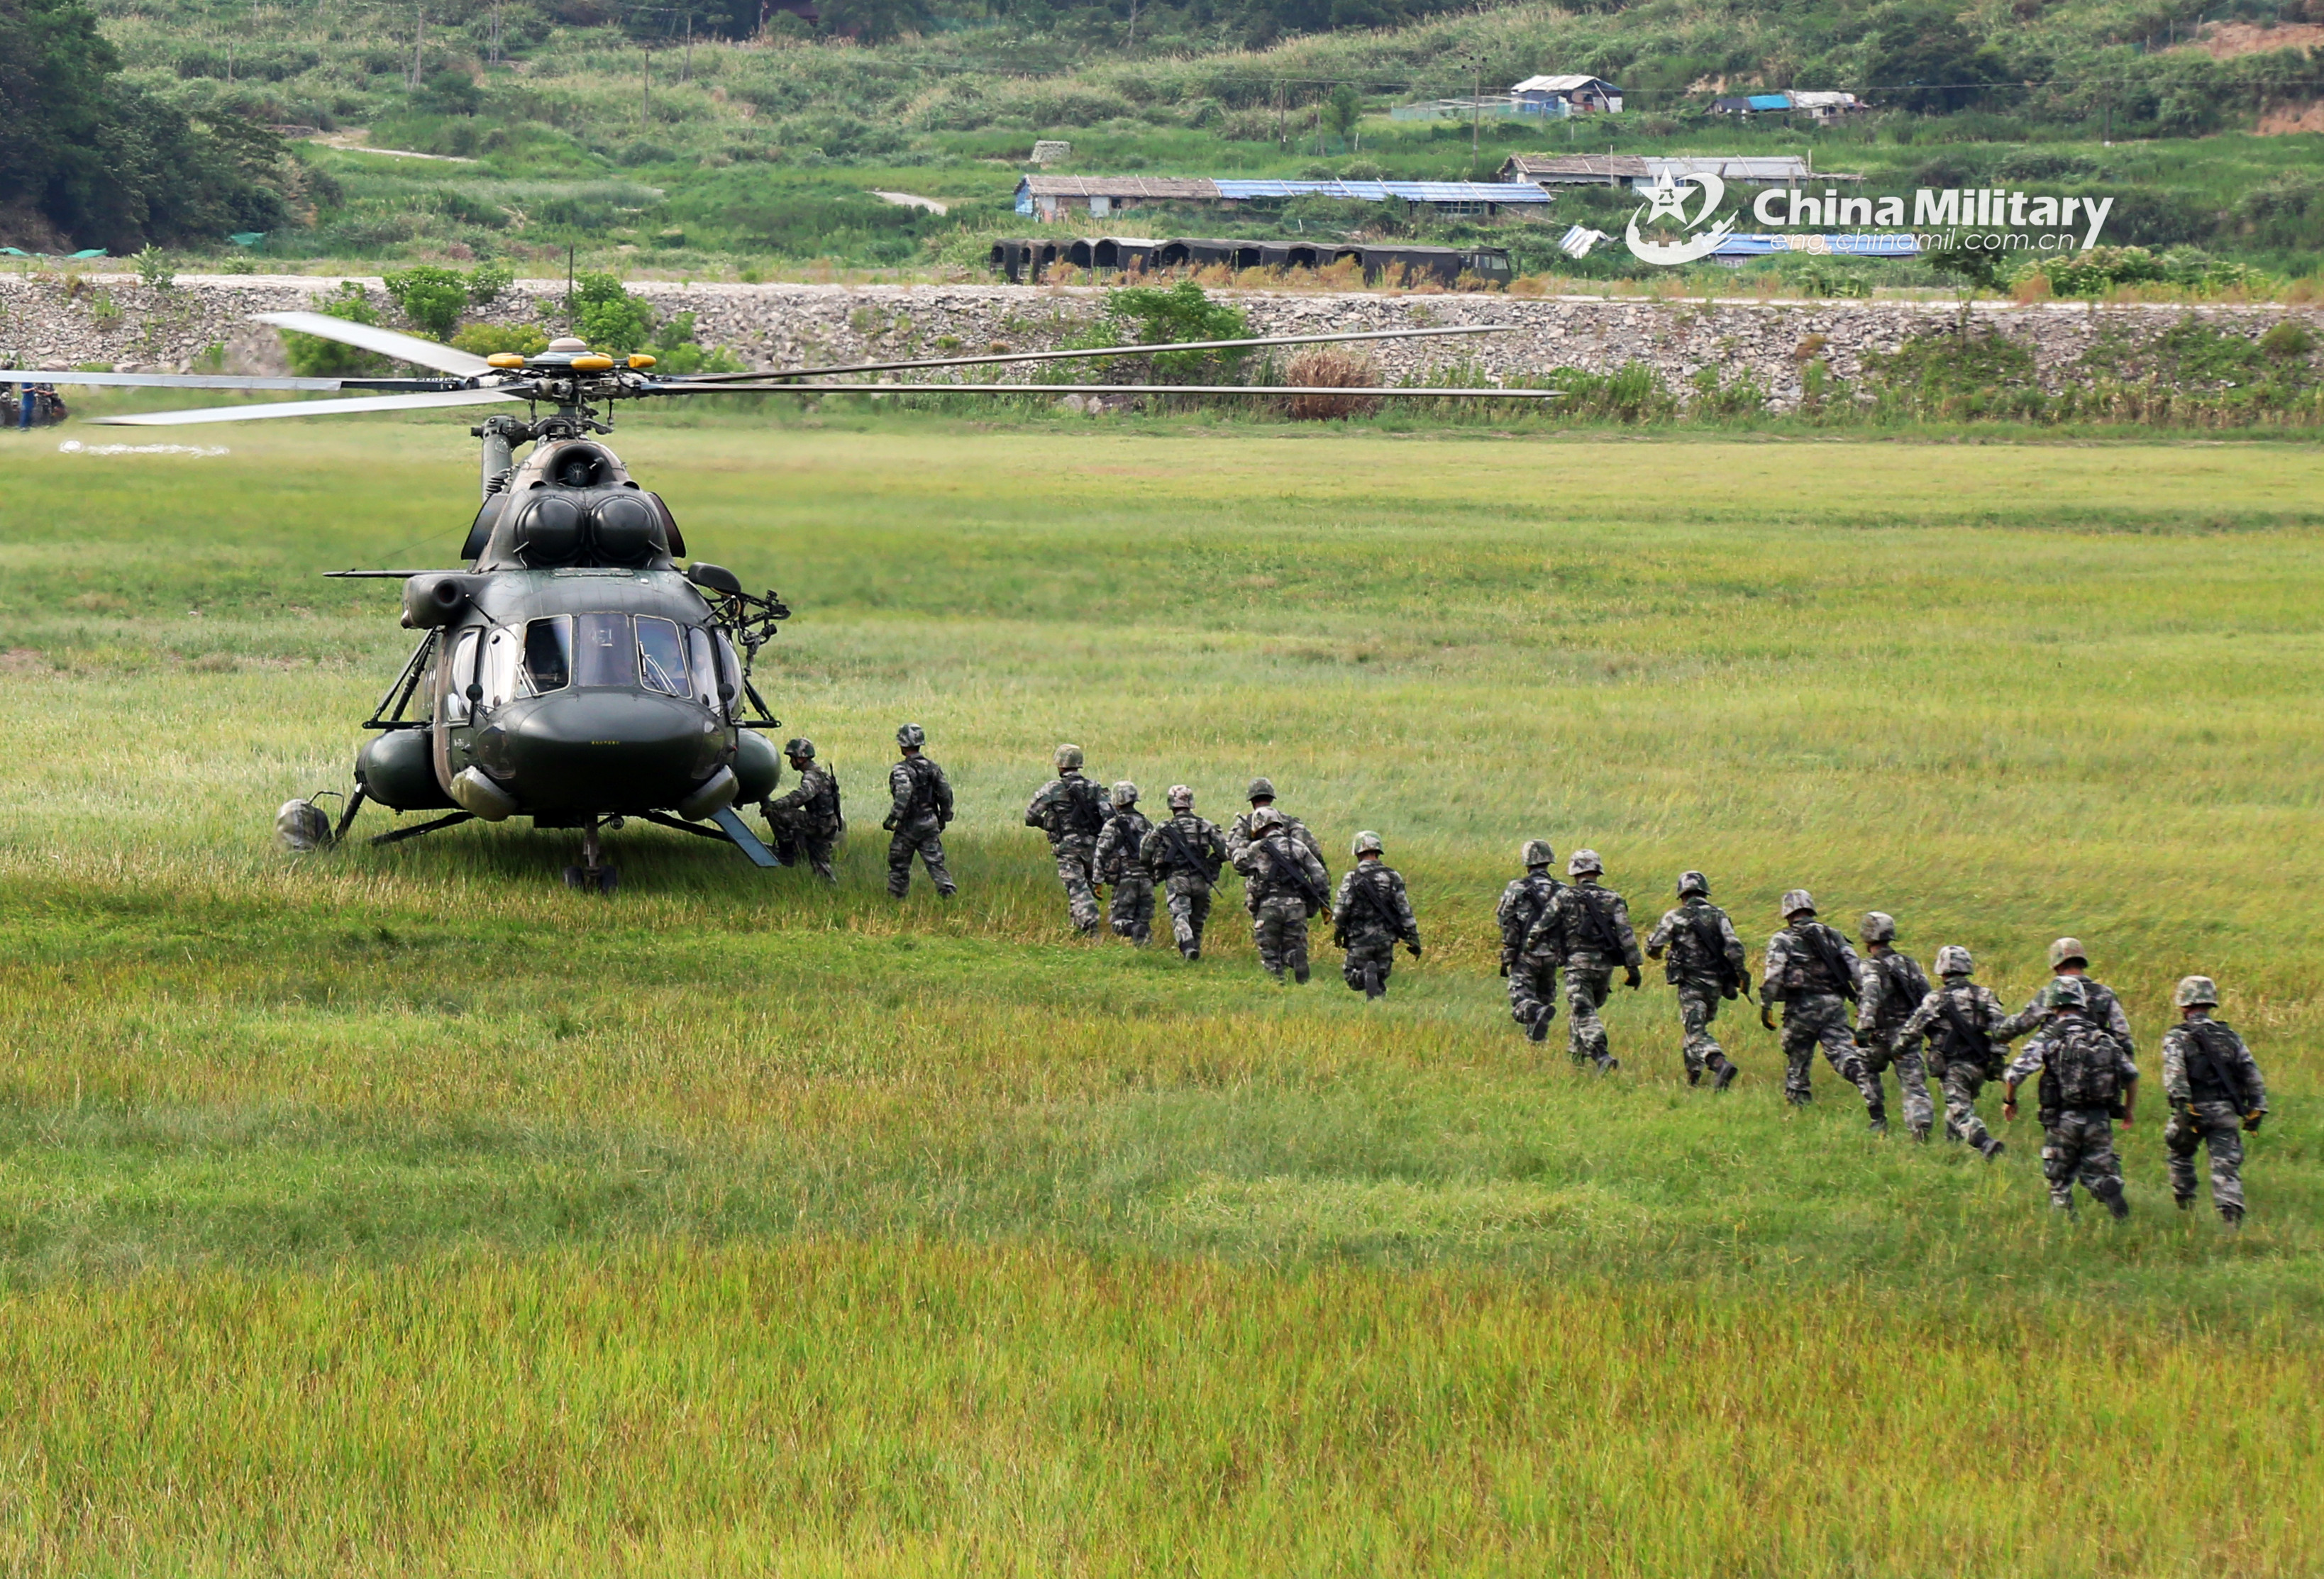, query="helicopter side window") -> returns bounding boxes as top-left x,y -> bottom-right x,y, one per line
686,627 -> 719,710
571,611 -> 636,688
525,617 -> 572,692
441,628 -> 480,724
481,626 -> 522,709
636,616 -> 687,697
